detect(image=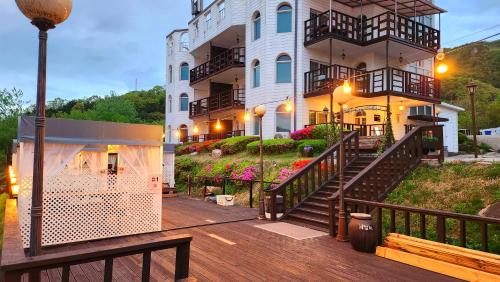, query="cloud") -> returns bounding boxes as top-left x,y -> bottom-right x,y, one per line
0,0 -> 191,102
